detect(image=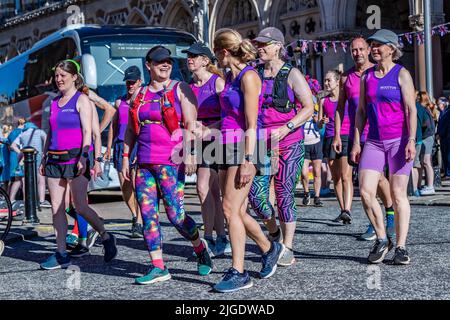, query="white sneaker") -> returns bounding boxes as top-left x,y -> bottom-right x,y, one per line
419,186 -> 435,196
